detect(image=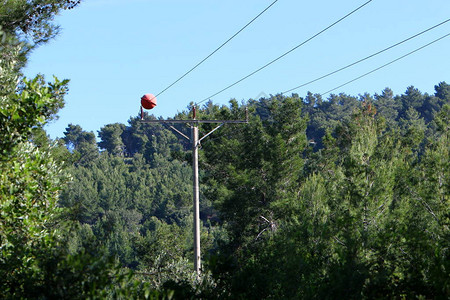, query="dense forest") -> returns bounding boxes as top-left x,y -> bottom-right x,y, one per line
1,1 -> 449,299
